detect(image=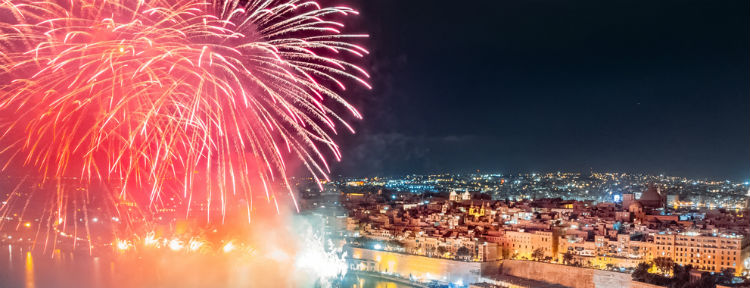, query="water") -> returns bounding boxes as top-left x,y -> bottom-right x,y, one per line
0,245 -> 407,288
0,245 -> 183,288
340,273 -> 409,288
